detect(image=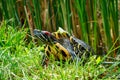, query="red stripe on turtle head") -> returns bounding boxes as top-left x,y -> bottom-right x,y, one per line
42,31 -> 51,36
